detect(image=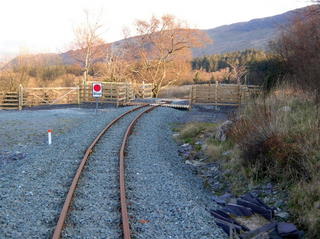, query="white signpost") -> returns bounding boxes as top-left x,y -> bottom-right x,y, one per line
92,82 -> 102,113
